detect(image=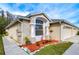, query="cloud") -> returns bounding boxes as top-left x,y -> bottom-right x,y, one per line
11,11 -> 30,16
0,3 -> 30,16
0,3 -> 79,27
0,4 -> 10,11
